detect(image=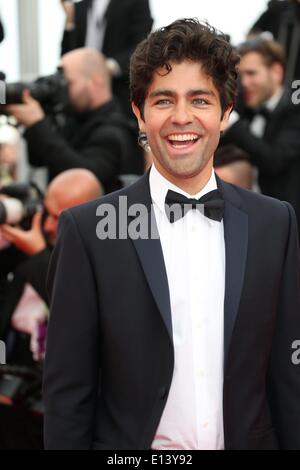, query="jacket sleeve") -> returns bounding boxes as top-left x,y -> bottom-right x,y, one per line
110,0 -> 153,74
43,210 -> 100,449
267,201 -> 300,449
221,111 -> 300,176
248,9 -> 272,34
24,118 -> 121,185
